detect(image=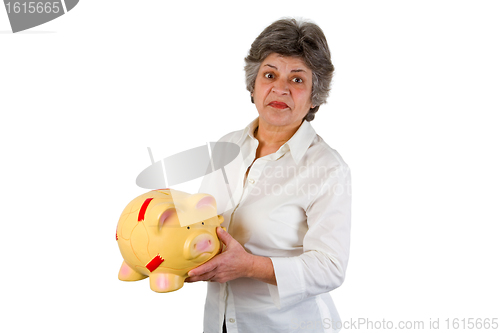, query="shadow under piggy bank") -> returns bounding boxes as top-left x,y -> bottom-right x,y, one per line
116,188 -> 225,293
